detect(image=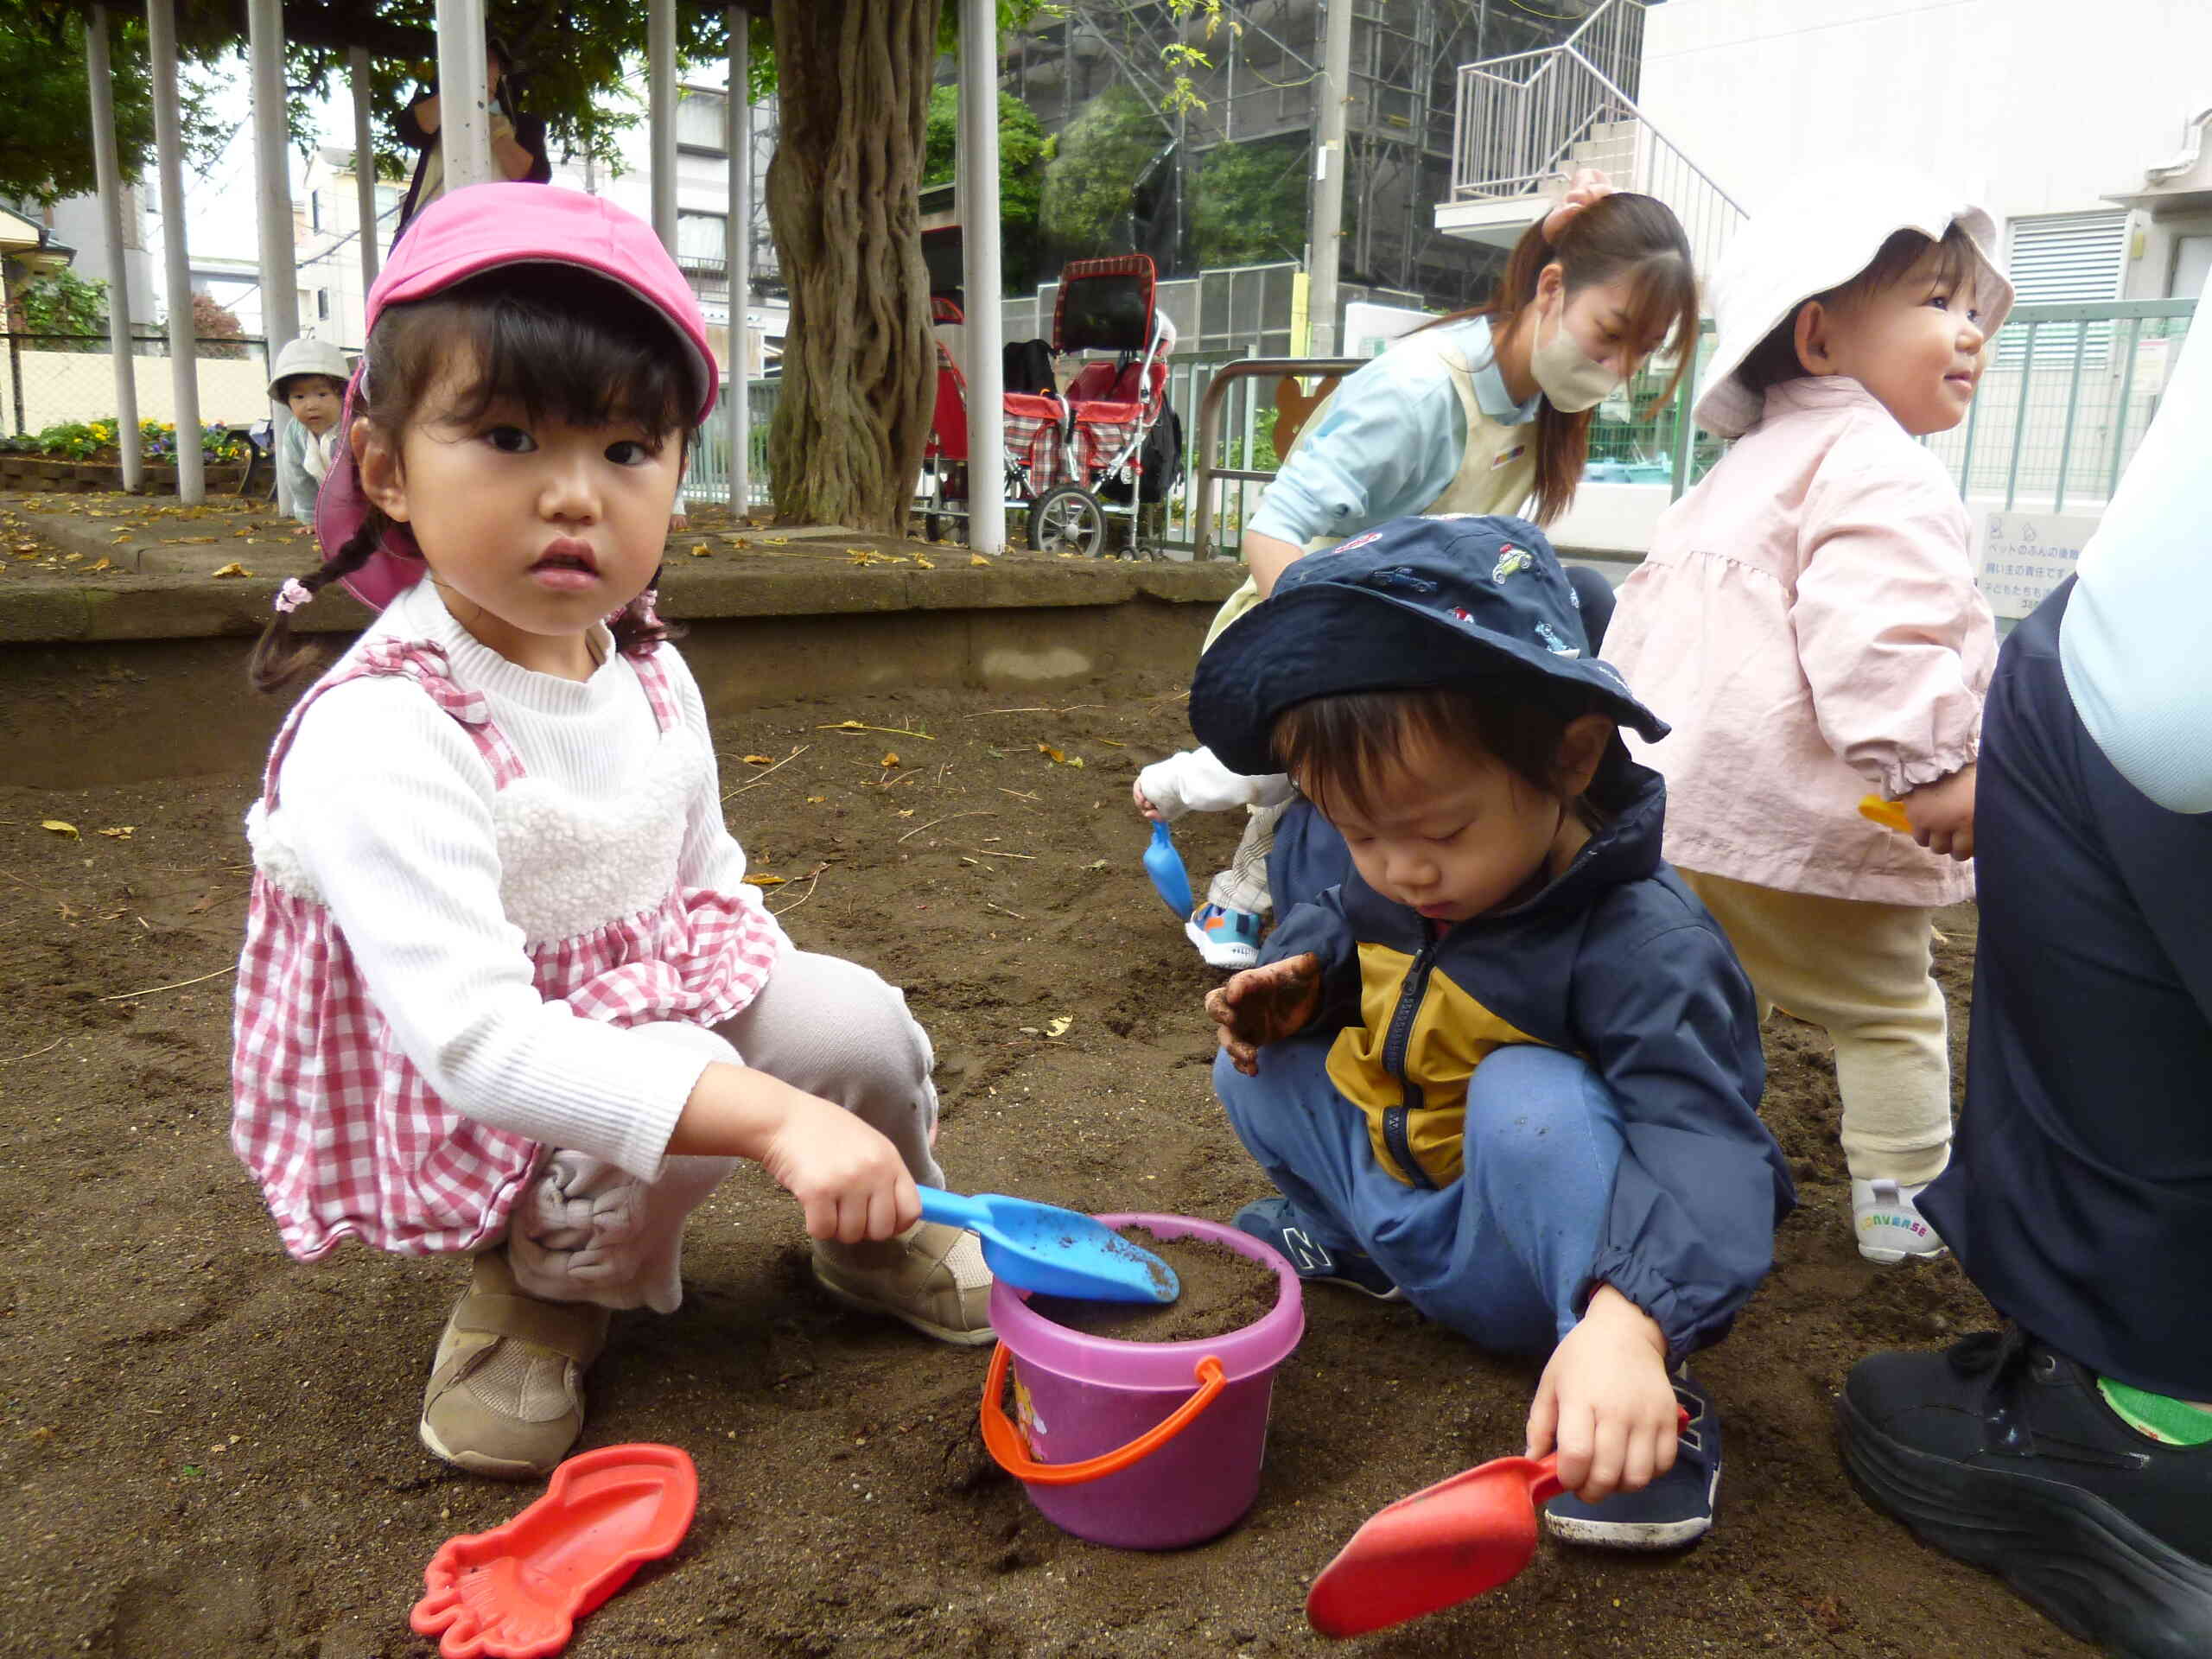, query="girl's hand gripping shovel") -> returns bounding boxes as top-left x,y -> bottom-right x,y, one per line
918,1187 -> 1179,1303
1305,1408 -> 1689,1638
1142,820 -> 1194,919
